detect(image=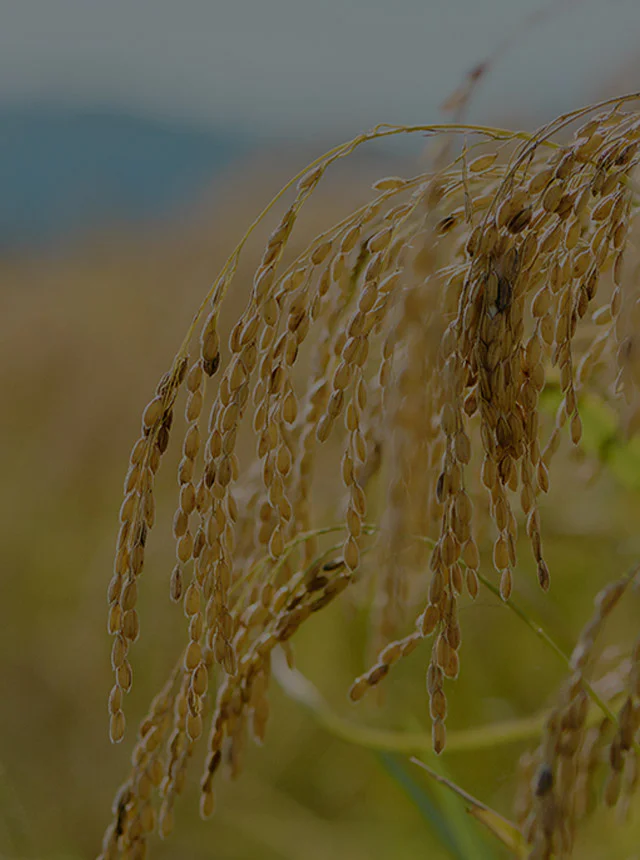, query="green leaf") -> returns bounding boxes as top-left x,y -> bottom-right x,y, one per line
411,758 -> 528,858
377,753 -> 469,859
